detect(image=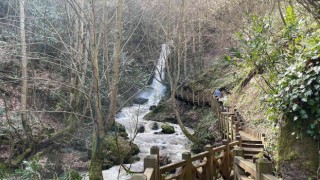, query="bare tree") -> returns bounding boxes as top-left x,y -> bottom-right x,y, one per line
20,0 -> 33,144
